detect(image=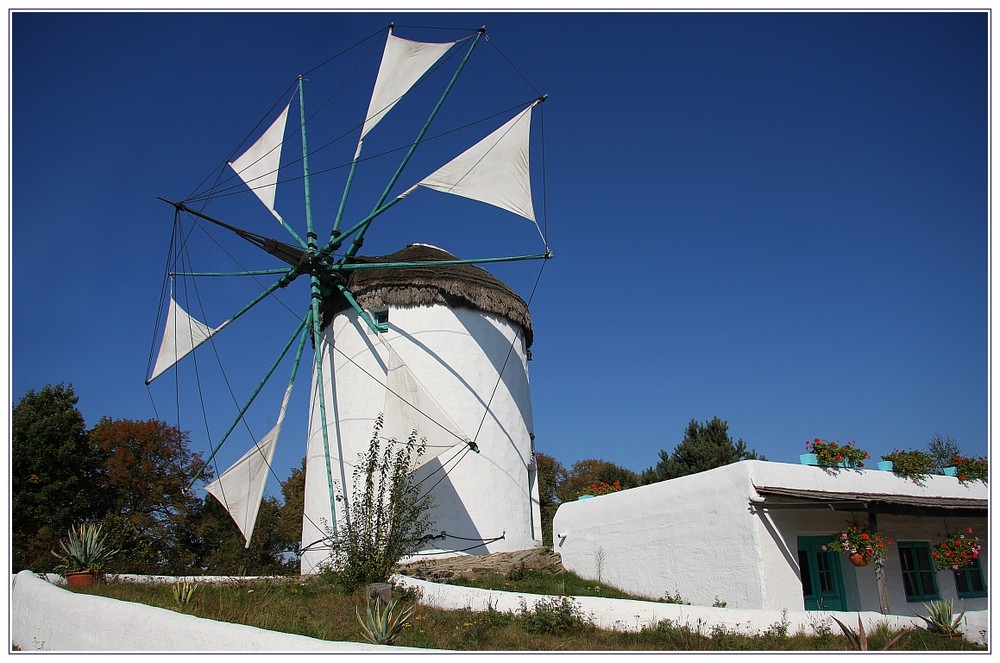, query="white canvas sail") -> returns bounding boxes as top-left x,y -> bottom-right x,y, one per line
399,102 -> 540,226
357,30 -> 457,156
147,297 -> 226,384
228,103 -> 290,220
205,382 -> 293,547
381,340 -> 471,472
